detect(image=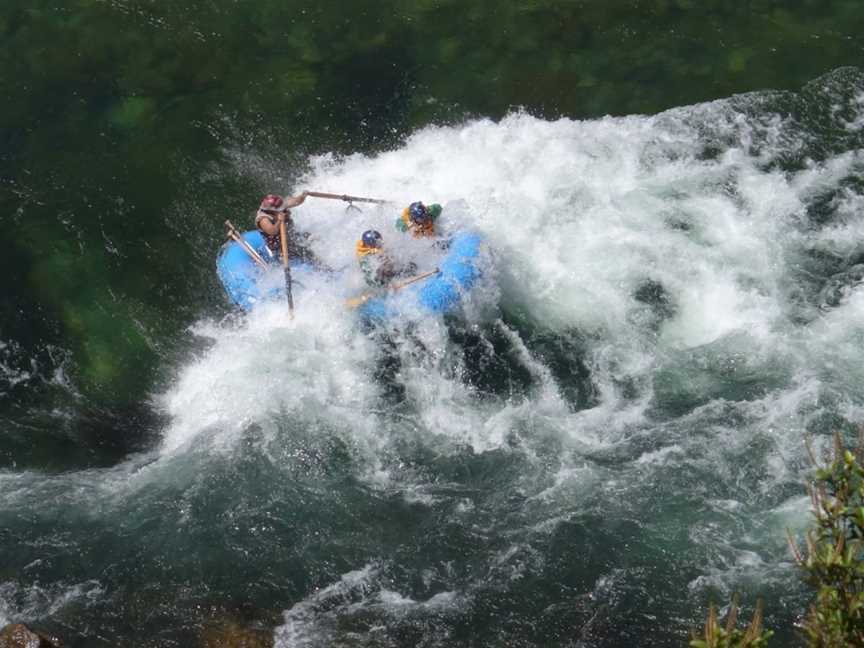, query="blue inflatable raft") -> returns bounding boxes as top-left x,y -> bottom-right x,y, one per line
216,231 -> 313,311
217,230 -> 484,316
356,231 -> 484,320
